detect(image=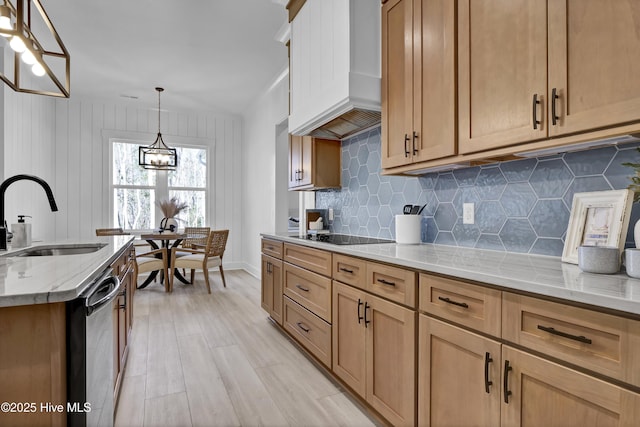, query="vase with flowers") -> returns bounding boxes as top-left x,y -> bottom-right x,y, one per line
157,197 -> 188,232
622,149 -> 640,248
